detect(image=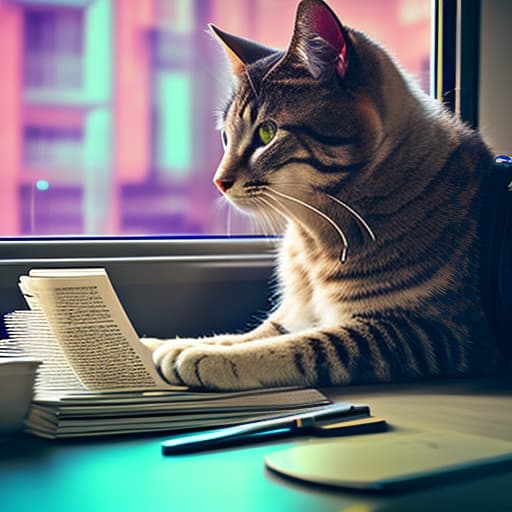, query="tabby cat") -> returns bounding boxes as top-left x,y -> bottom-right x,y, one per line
142,0 -> 498,390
